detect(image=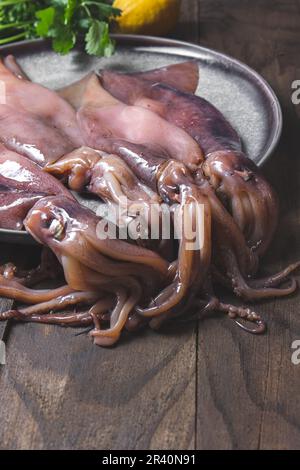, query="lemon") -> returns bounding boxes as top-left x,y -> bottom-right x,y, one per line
113,0 -> 181,36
